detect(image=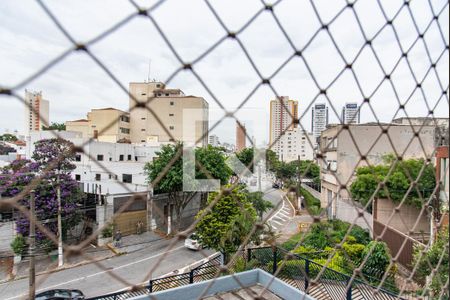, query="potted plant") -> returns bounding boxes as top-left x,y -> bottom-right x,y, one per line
10,234 -> 26,263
